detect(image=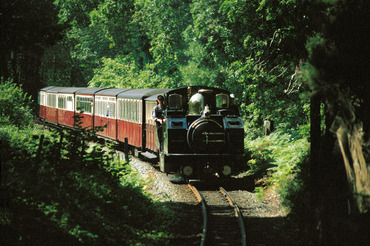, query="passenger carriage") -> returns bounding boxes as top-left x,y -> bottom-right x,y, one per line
117,89 -> 170,152
74,88 -> 105,129
40,86 -> 61,124
94,88 -> 130,139
39,86 -> 57,120
57,87 -> 84,128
